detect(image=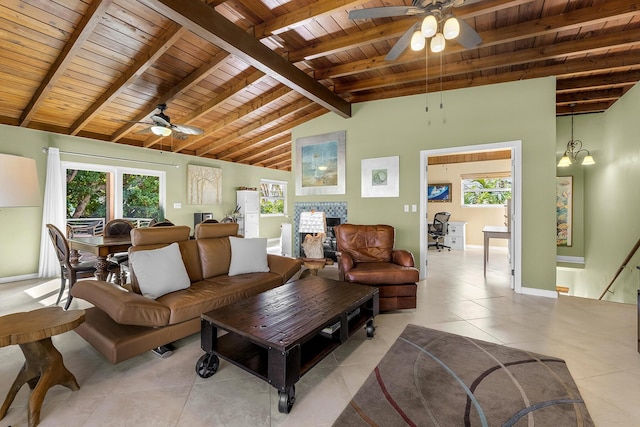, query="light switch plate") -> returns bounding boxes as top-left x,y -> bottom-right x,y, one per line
404,205 -> 409,212
411,204 -> 417,212
173,202 -> 181,209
